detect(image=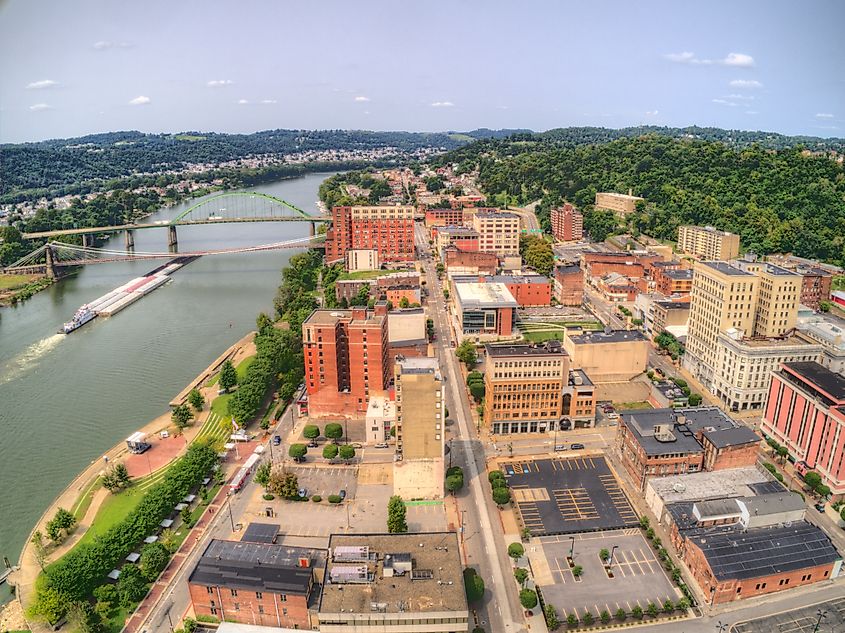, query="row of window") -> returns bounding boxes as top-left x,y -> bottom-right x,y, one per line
206,587 -> 288,600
